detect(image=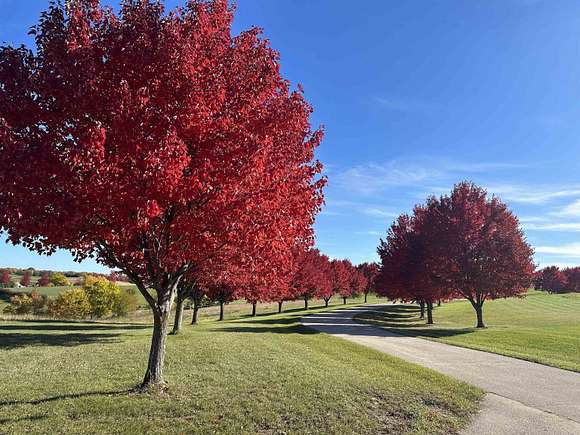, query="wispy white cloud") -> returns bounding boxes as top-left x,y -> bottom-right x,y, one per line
361,207 -> 398,219
536,243 -> 580,257
524,222 -> 580,232
550,199 -> 580,217
486,185 -> 580,205
354,230 -> 383,236
336,157 -> 531,195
